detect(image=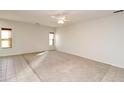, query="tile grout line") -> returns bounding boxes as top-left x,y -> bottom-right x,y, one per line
22,55 -> 42,81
